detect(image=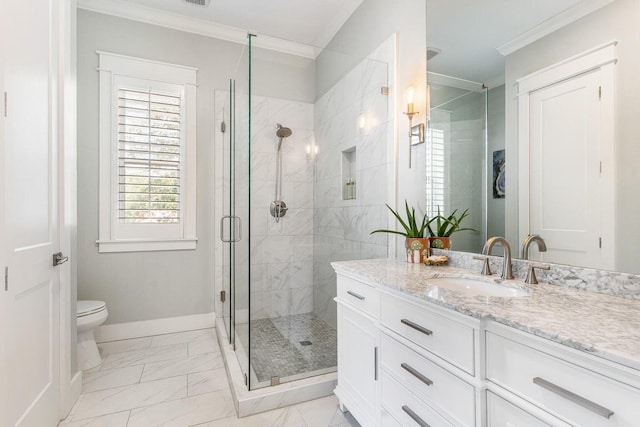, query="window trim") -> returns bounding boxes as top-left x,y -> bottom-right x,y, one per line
97,51 -> 198,253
